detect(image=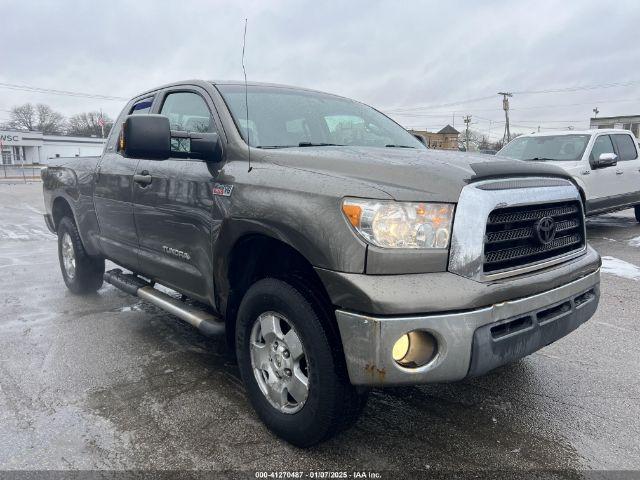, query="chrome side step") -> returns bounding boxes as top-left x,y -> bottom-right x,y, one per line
104,269 -> 225,336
